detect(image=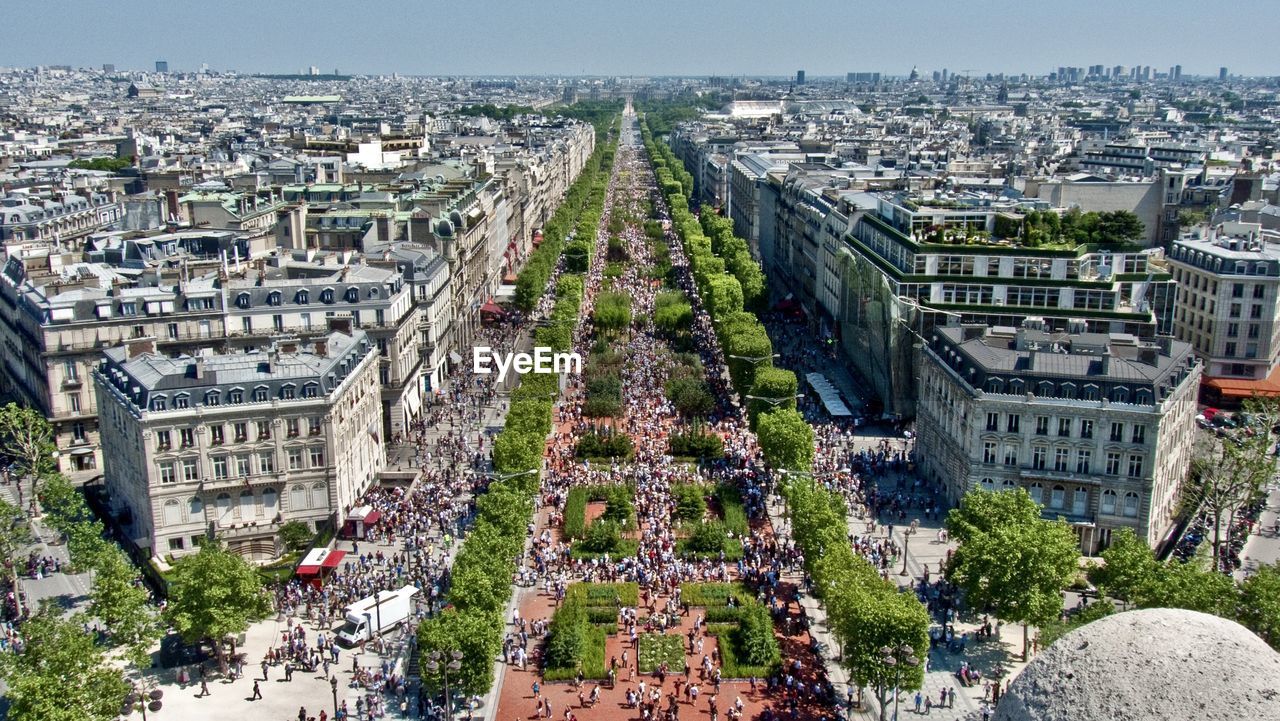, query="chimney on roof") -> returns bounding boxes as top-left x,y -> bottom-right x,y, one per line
313,339 -> 327,357
961,323 -> 985,342
326,316 -> 352,336
1138,347 -> 1160,366
1100,352 -> 1111,376
125,337 -> 155,358
193,357 -> 205,379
